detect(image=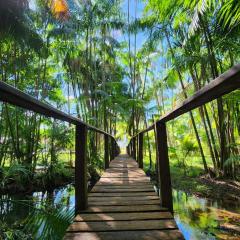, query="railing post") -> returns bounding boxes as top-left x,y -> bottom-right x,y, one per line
138,133 -> 143,168
132,137 -> 136,160
155,121 -> 173,213
104,134 -> 109,169
111,137 -> 115,160
129,141 -> 132,157
114,141 -> 117,157
136,135 -> 139,162
75,123 -> 88,213
129,143 -> 131,155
